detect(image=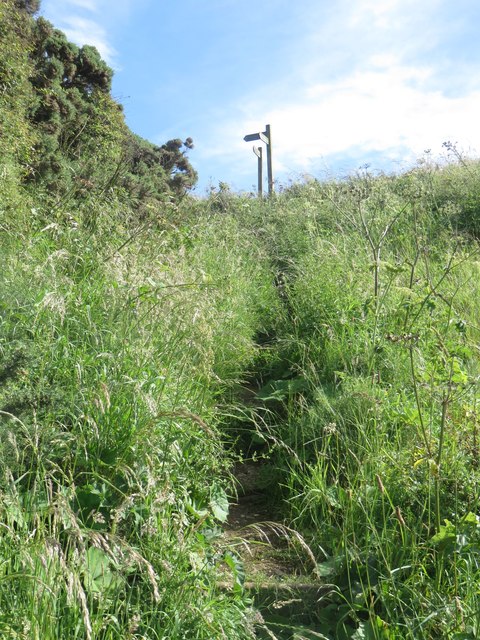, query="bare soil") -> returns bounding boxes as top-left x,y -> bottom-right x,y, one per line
221,461 -> 330,638
223,461 -> 313,584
